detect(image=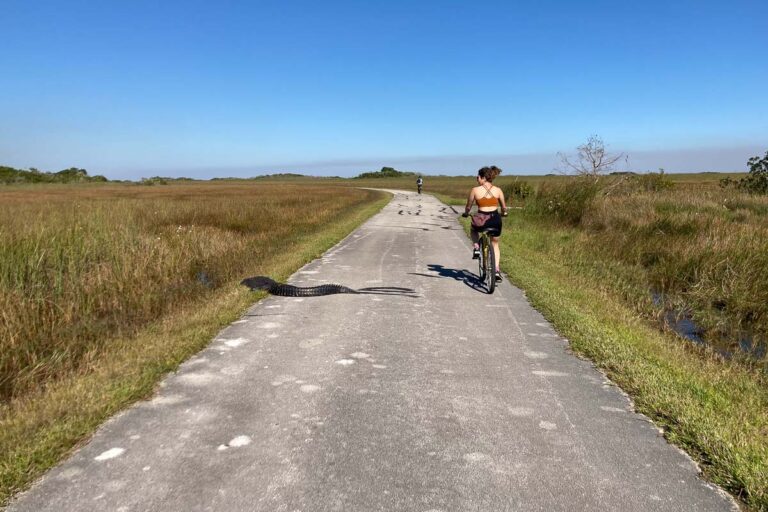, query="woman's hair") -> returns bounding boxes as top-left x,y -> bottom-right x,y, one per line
478,165 -> 502,182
